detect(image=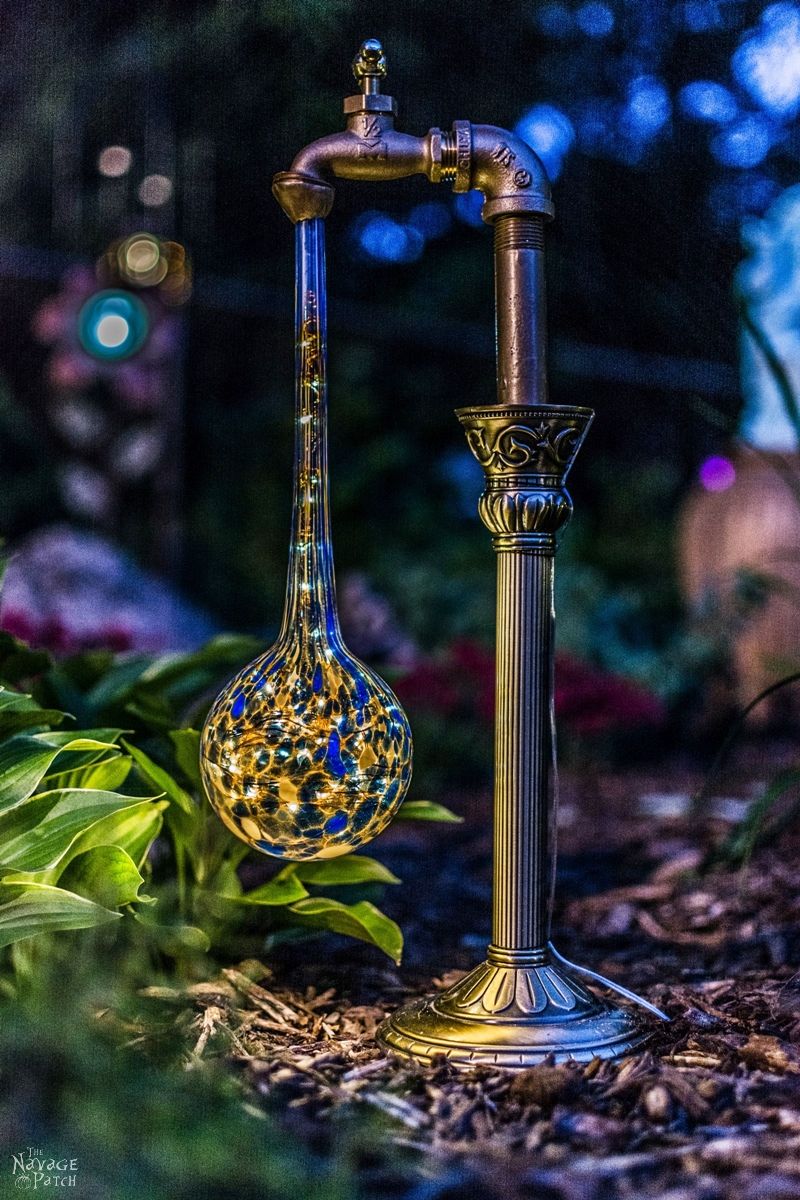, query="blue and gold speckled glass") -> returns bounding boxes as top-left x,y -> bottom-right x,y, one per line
200,218 -> 413,860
